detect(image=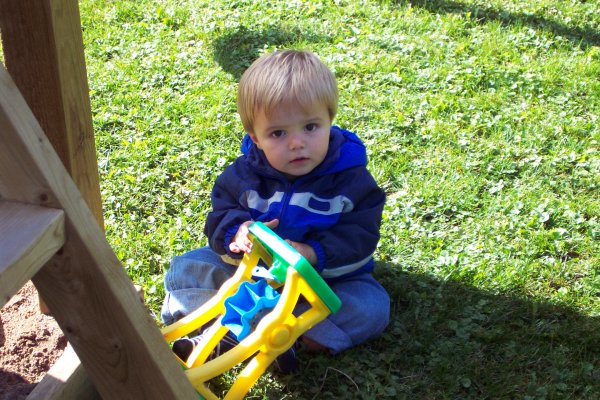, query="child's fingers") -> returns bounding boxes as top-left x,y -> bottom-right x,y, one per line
263,219 -> 279,229
230,238 -> 253,254
285,239 -> 298,251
